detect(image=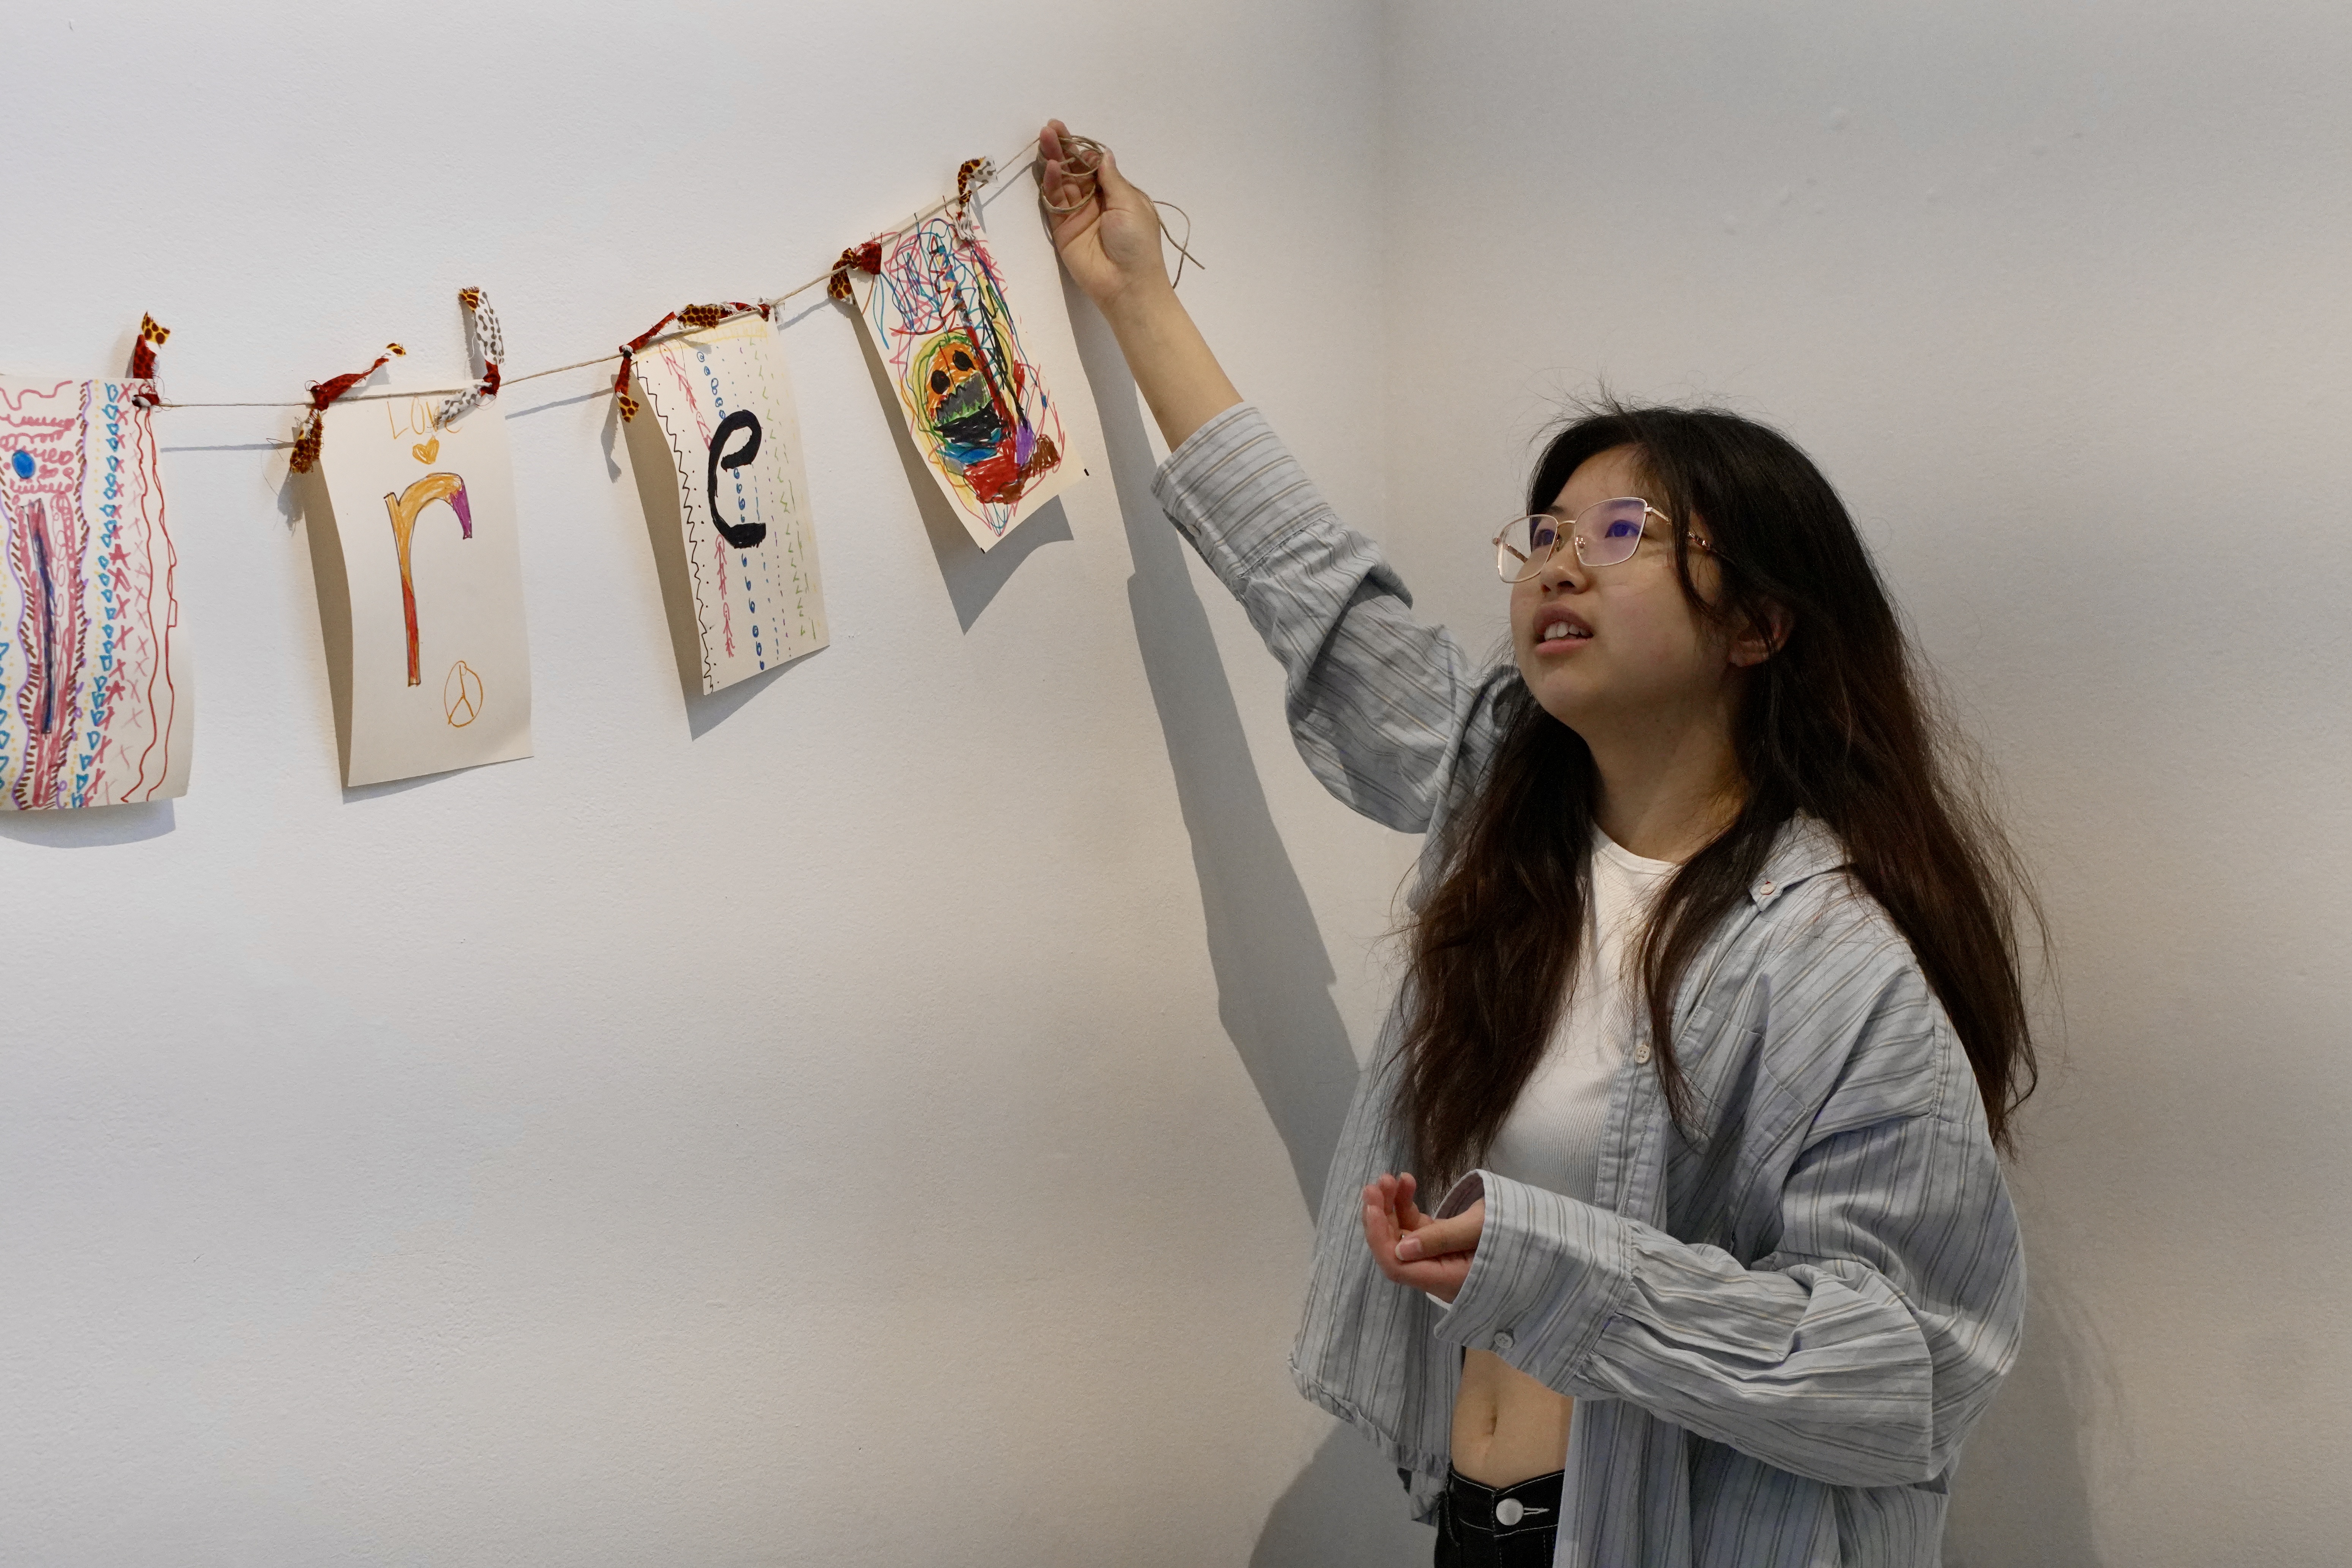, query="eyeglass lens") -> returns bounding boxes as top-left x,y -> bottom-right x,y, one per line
1494,514 -> 1558,582
1494,499 -> 1653,582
